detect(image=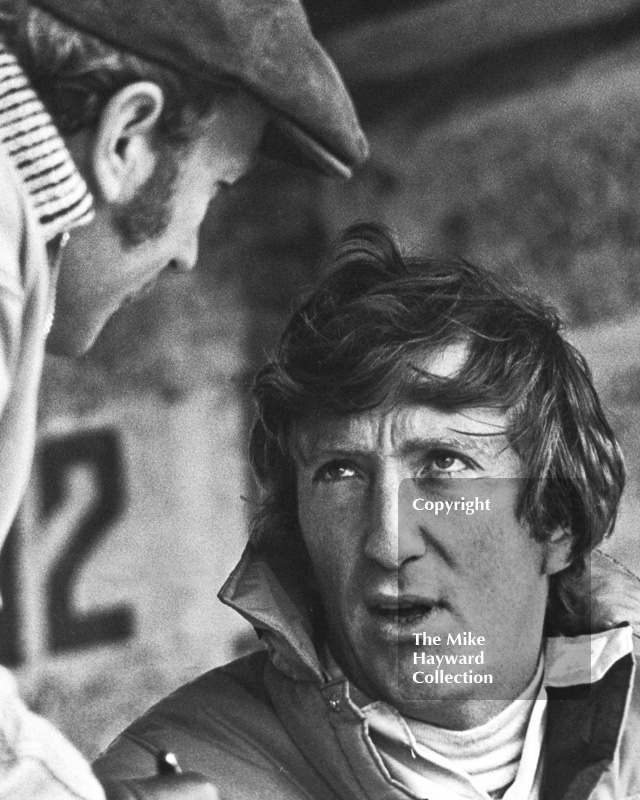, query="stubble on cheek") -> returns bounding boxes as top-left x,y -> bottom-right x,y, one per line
113,147 -> 179,248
